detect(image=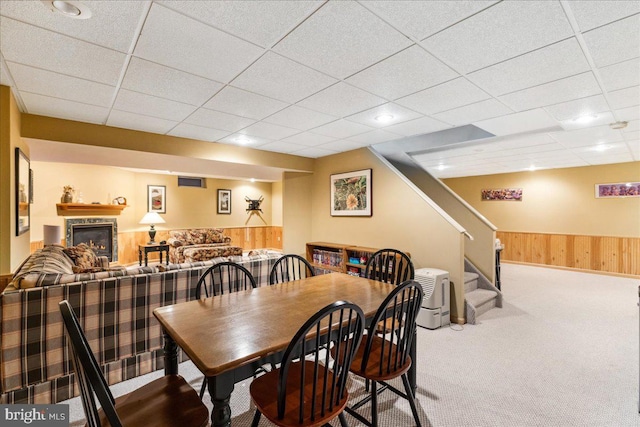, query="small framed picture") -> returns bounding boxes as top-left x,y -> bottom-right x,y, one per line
330,169 -> 372,216
595,182 -> 640,198
148,185 -> 166,213
217,189 -> 231,214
